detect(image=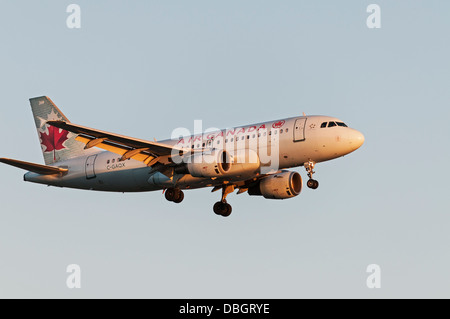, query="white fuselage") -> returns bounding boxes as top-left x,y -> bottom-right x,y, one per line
24,115 -> 364,192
